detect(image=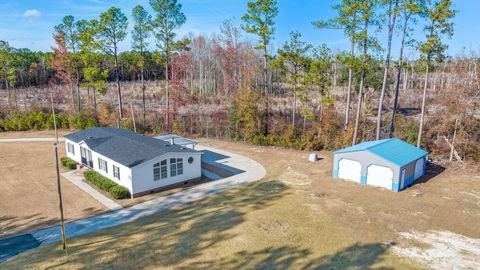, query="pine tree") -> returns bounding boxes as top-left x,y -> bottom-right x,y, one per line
389,0 -> 423,137
242,0 -> 278,134
375,0 -> 399,140
313,0 -> 362,131
417,0 -> 456,147
54,15 -> 82,112
97,7 -> 128,119
132,5 -> 153,125
149,0 -> 186,129
272,31 -> 312,127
